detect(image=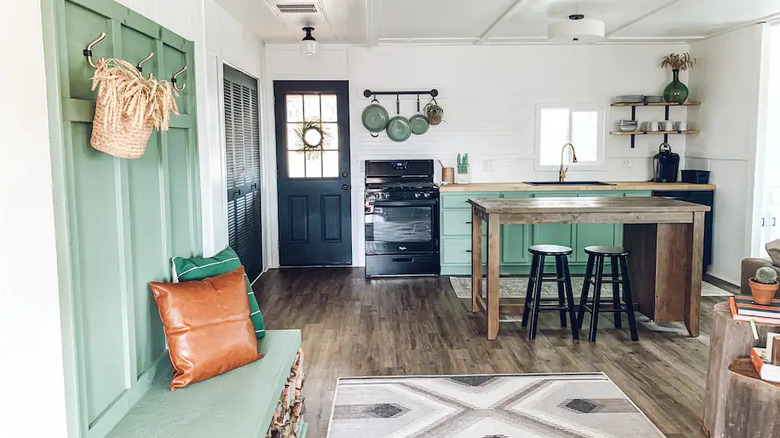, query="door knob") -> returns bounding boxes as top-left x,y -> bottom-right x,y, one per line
342,184 -> 350,190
